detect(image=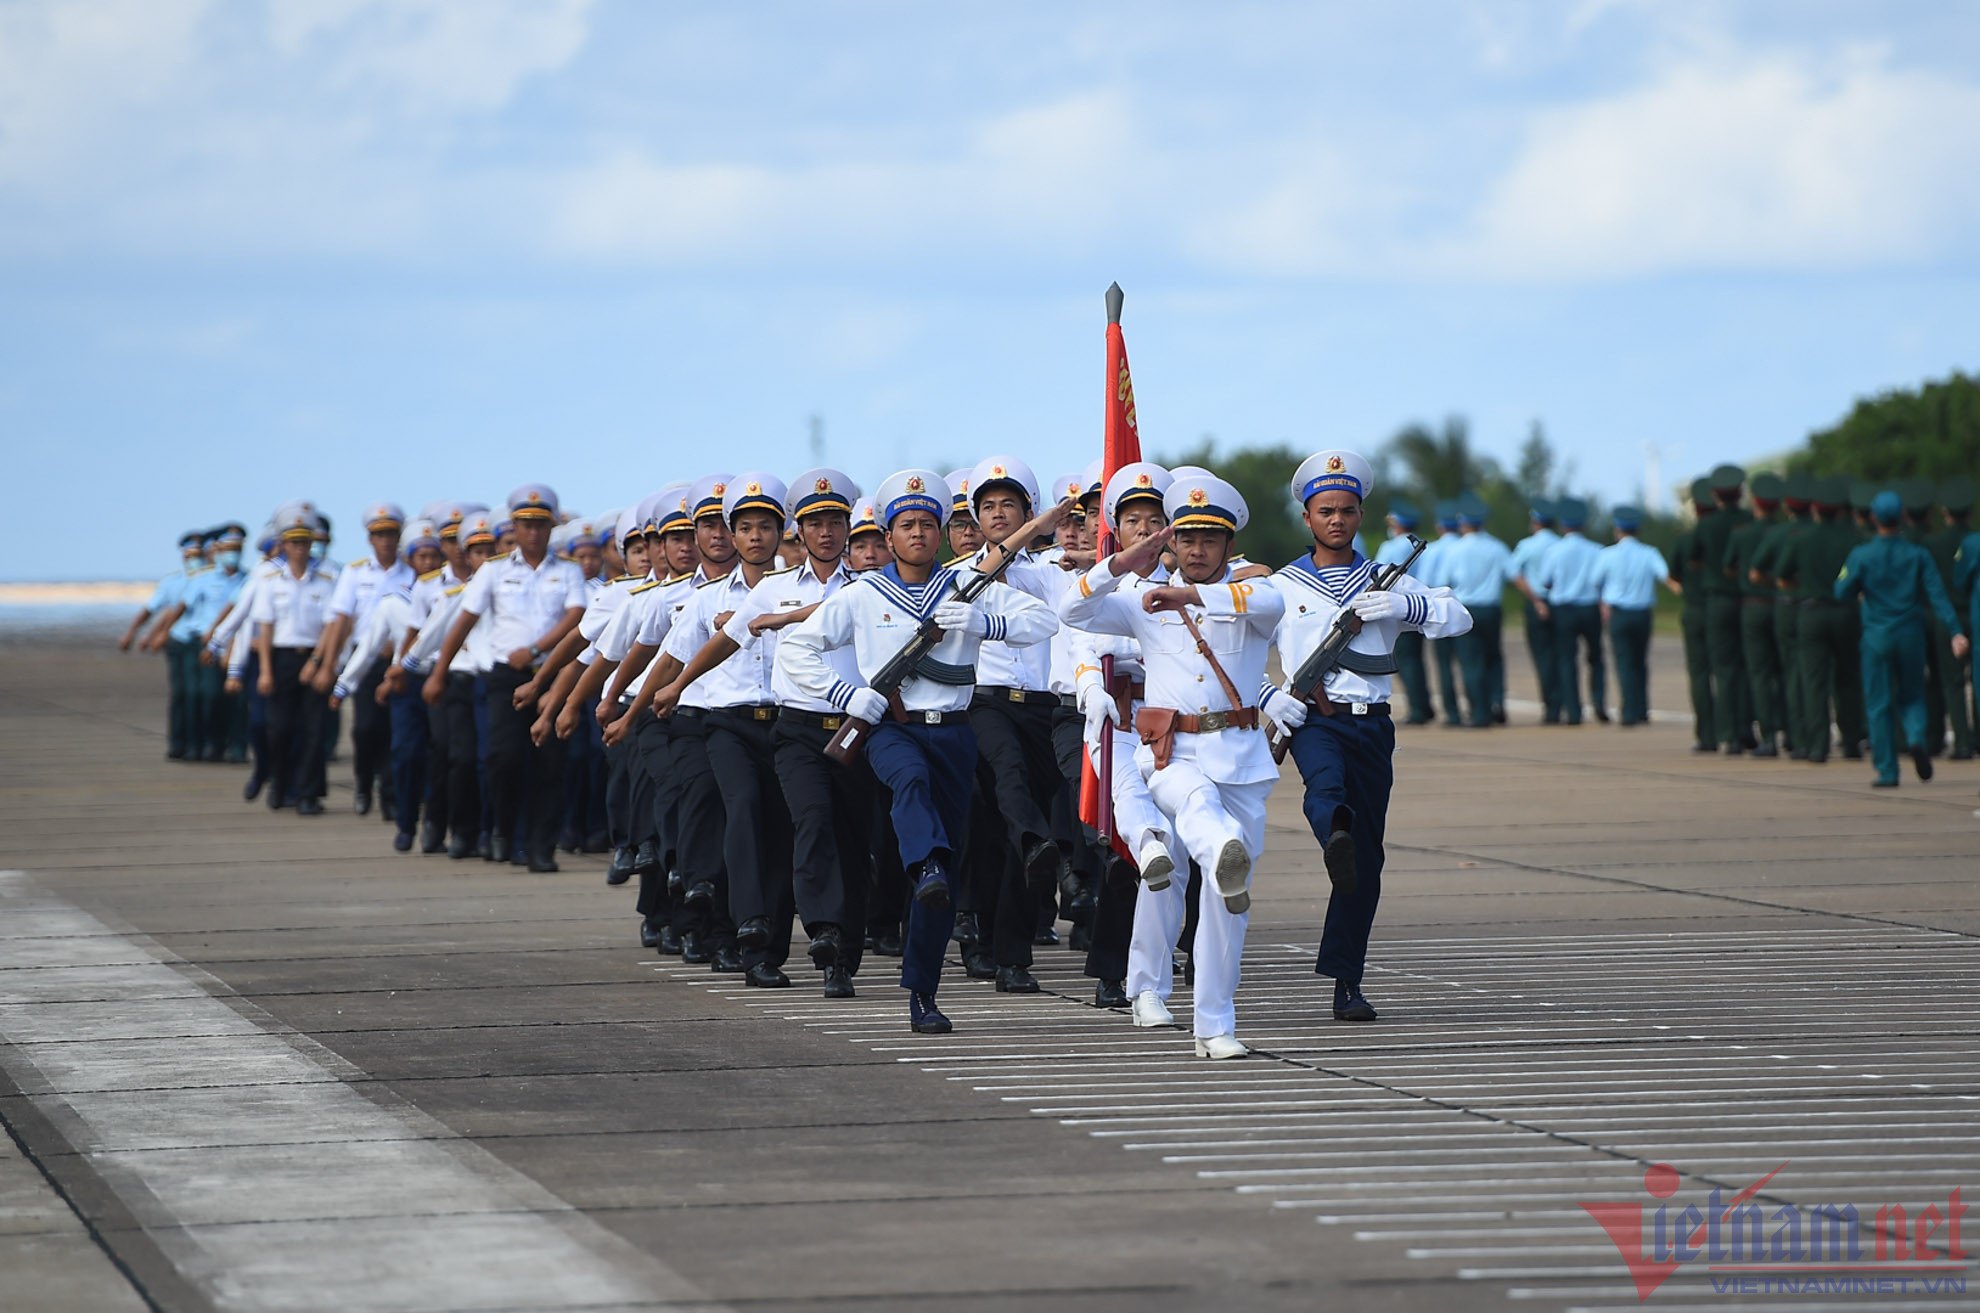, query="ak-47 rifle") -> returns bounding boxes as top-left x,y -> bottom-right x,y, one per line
1268,535 -> 1427,763
824,499 -> 1070,764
